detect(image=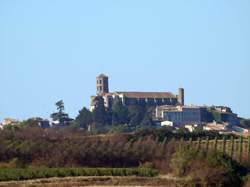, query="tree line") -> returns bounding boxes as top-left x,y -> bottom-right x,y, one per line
74,96 -> 154,130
